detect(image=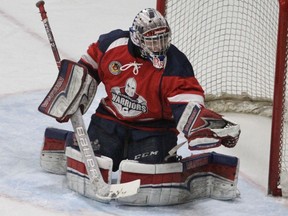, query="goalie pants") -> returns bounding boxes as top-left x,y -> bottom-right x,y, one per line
87,115 -> 177,171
